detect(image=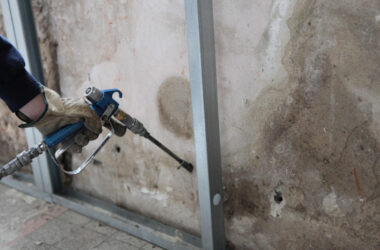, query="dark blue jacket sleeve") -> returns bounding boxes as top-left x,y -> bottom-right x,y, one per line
0,35 -> 41,112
